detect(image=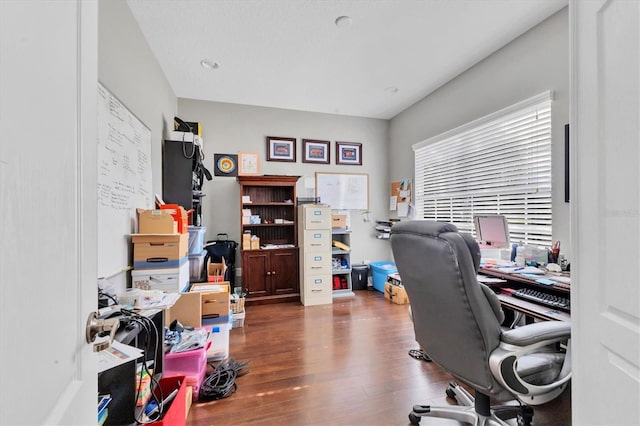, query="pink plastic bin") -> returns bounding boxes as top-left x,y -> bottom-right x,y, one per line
164,341 -> 211,401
